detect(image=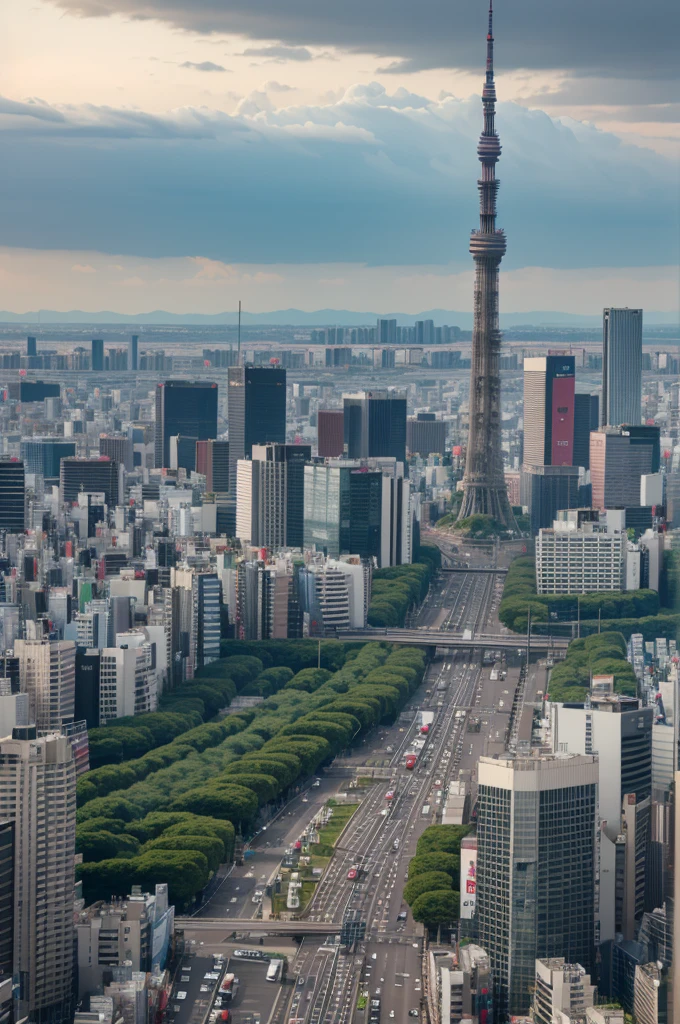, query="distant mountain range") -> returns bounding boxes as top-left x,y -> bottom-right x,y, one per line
0,308 -> 677,328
